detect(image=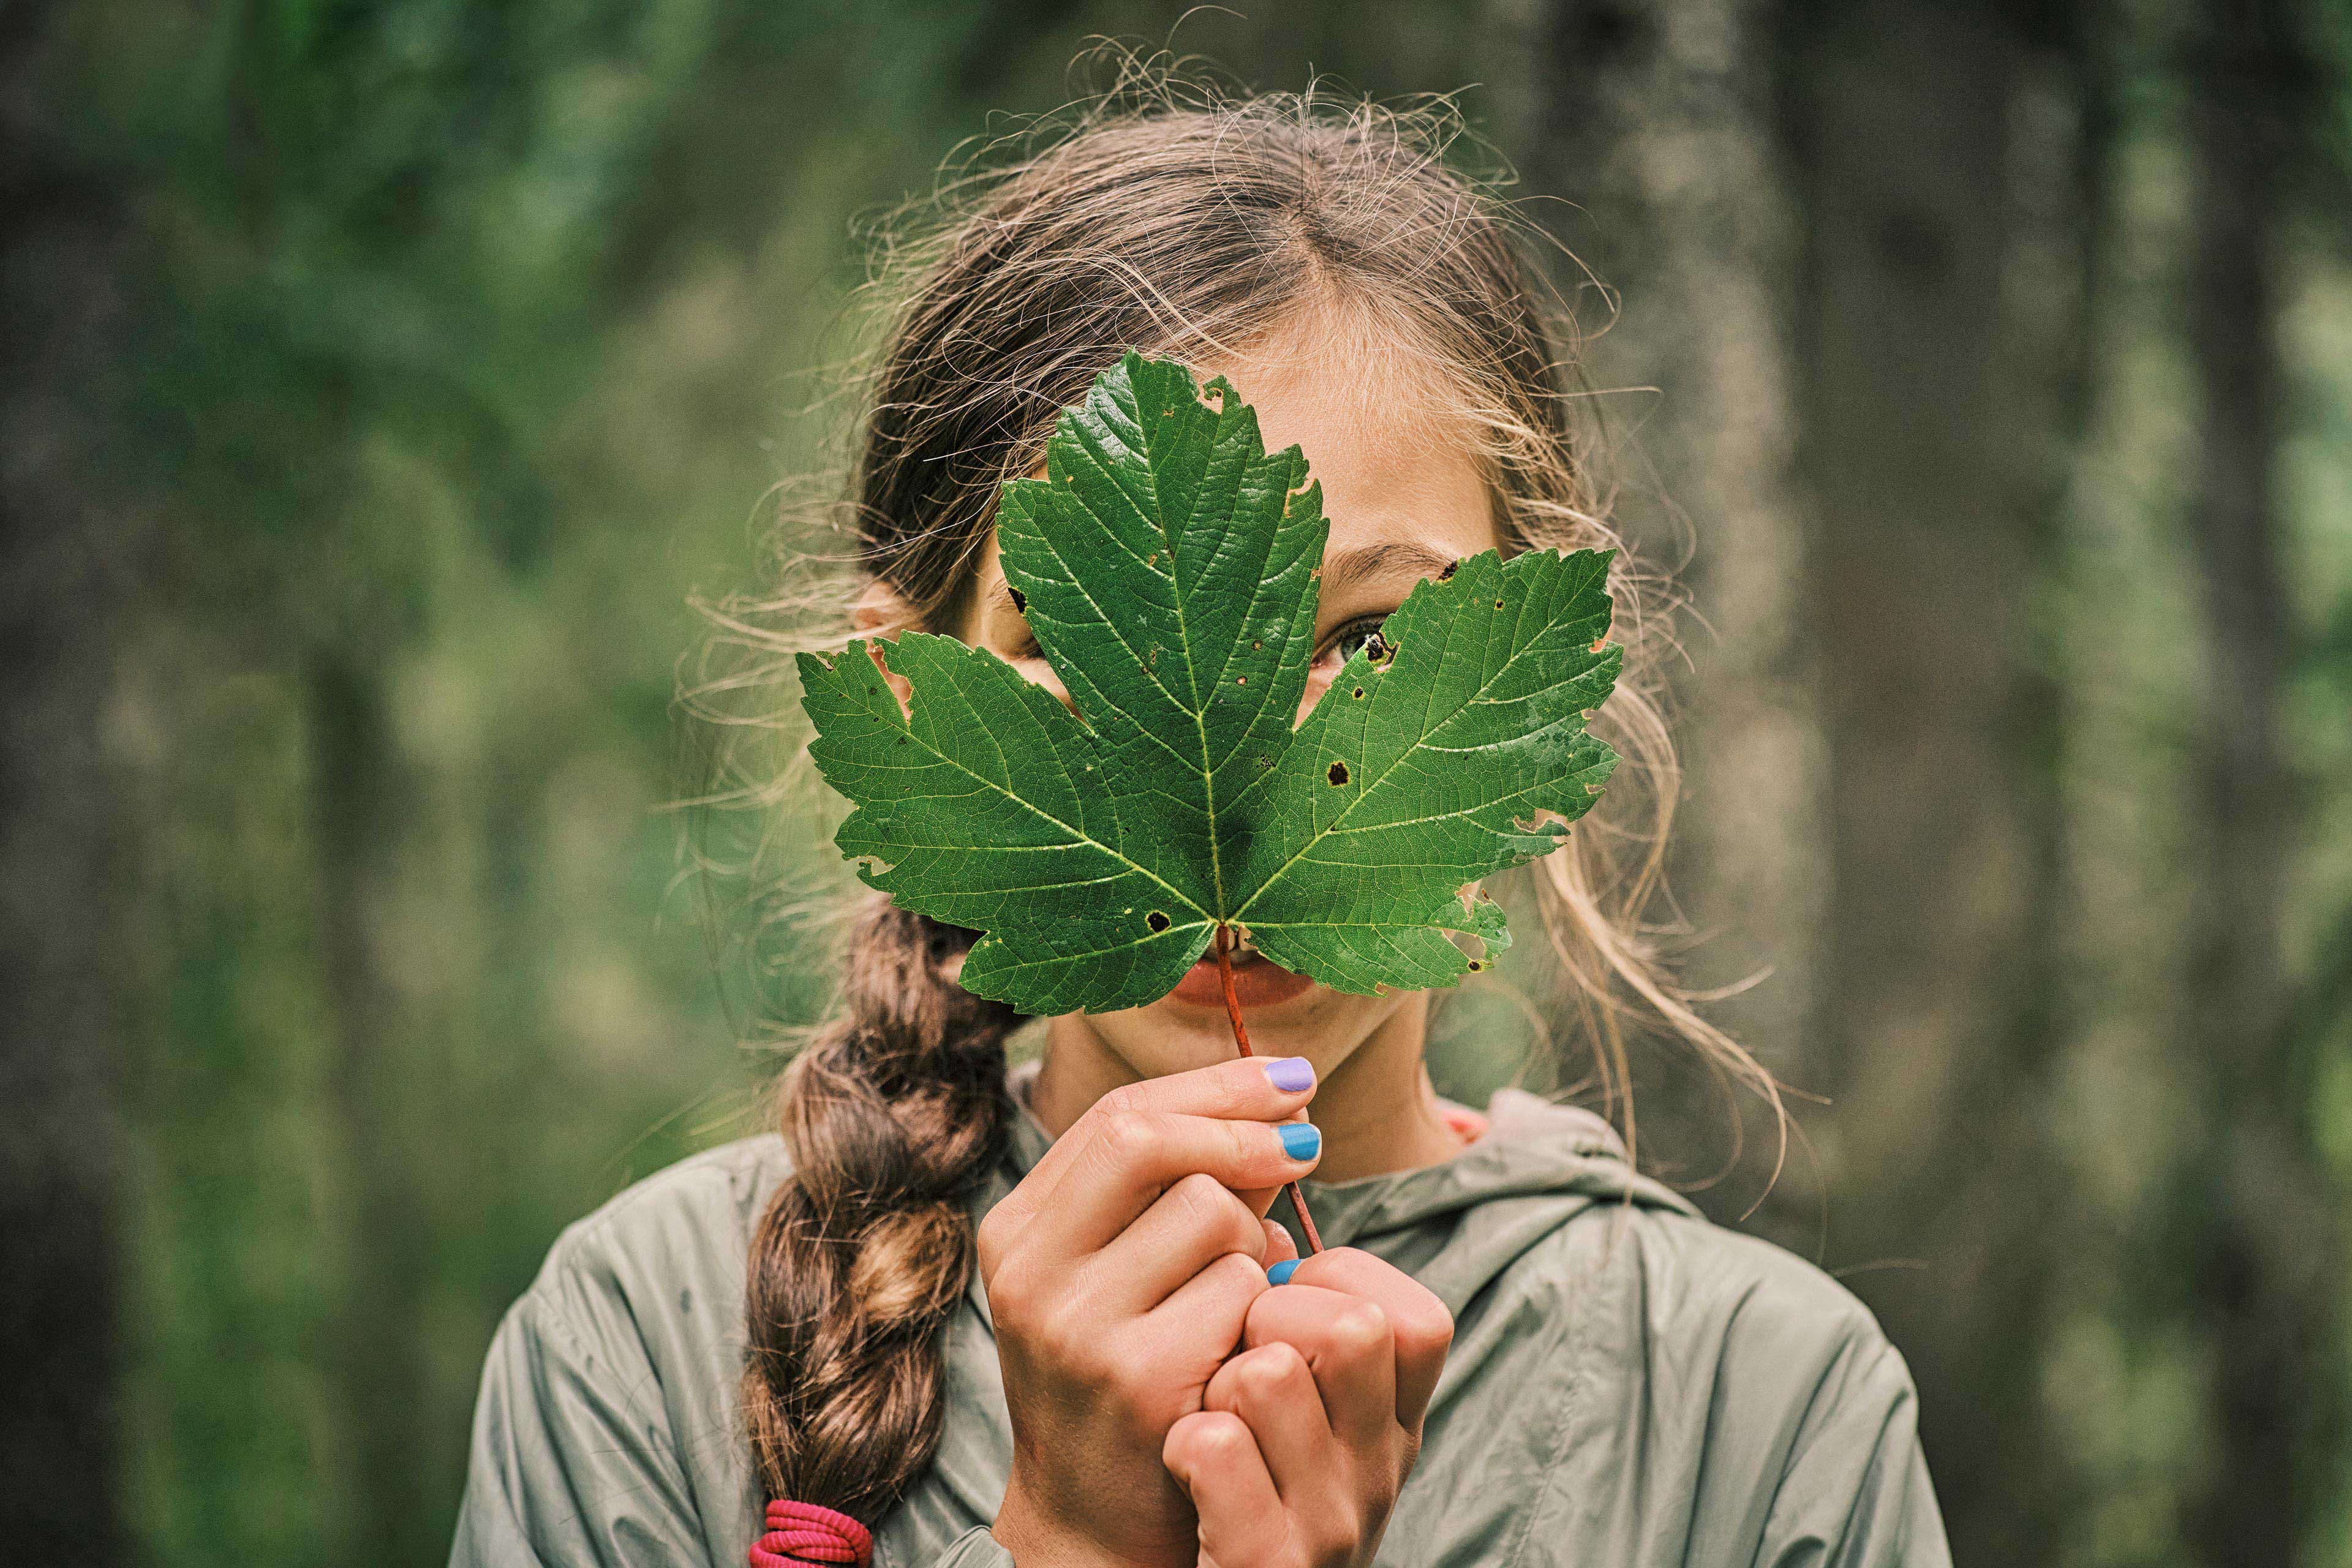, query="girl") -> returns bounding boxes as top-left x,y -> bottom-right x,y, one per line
451,91 -> 1950,1568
